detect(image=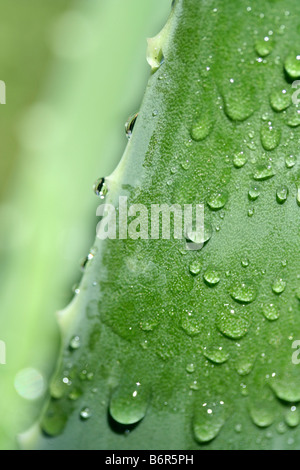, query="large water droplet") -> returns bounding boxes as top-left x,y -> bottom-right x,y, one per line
249,402 -> 275,428
193,401 -> 226,443
216,306 -> 250,339
203,346 -> 229,364
260,122 -> 281,150
253,164 -> 275,181
223,83 -> 255,121
109,381 -> 150,425
230,280 -> 257,304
